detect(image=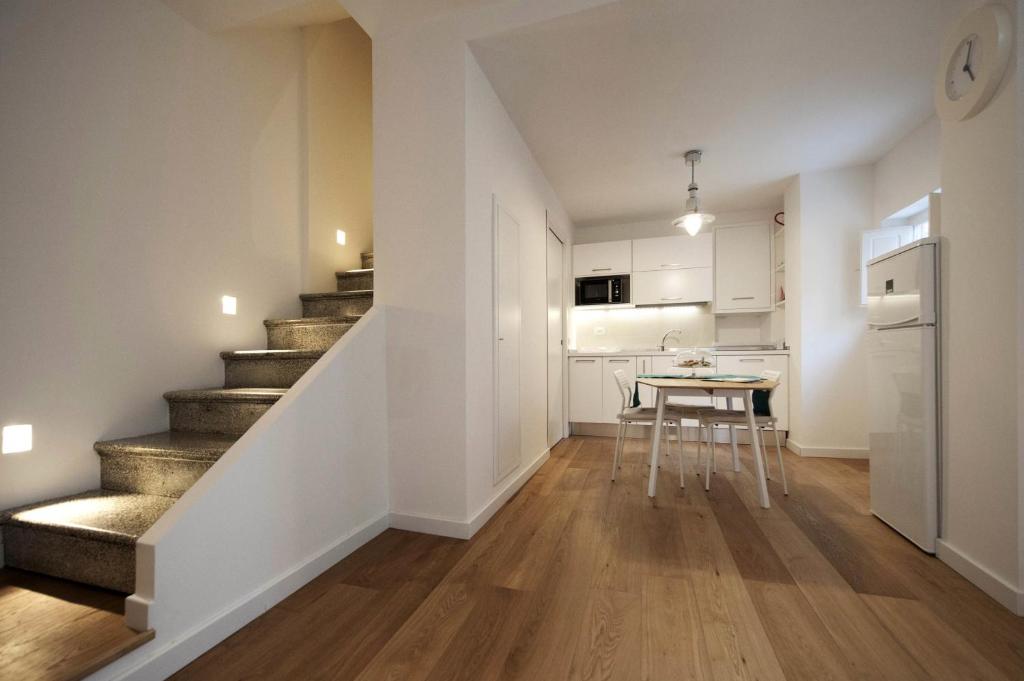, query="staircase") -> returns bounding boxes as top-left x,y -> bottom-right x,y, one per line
1,253 -> 374,594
